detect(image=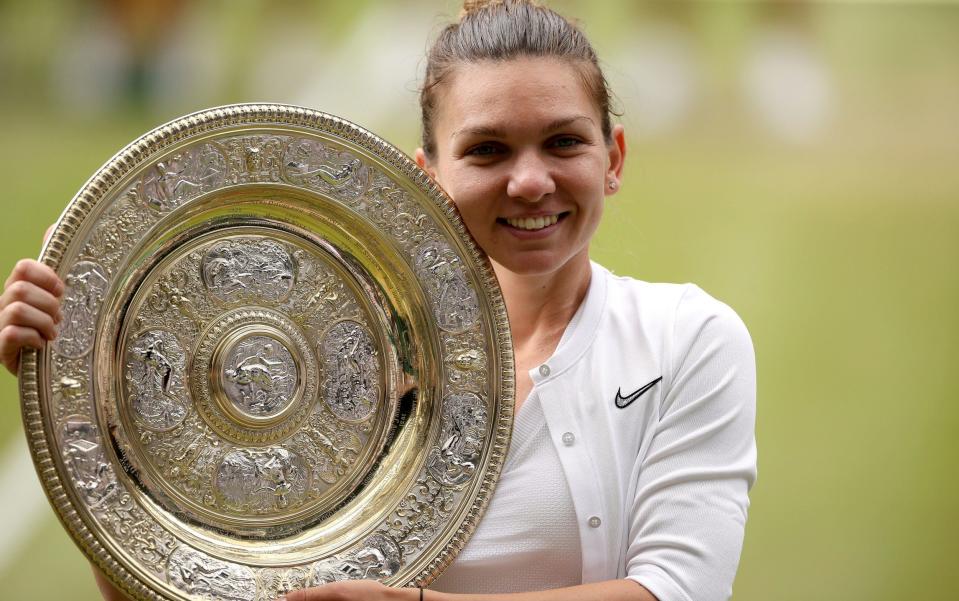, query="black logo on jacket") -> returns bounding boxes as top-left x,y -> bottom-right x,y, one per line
614,376 -> 663,409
